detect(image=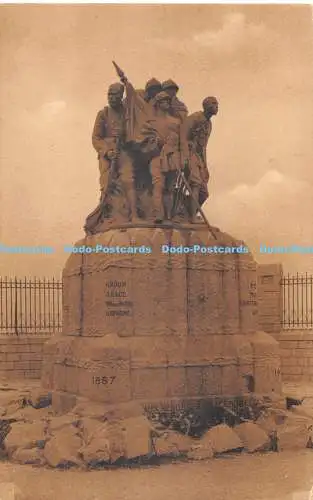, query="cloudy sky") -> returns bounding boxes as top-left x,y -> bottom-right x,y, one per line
0,4 -> 312,277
